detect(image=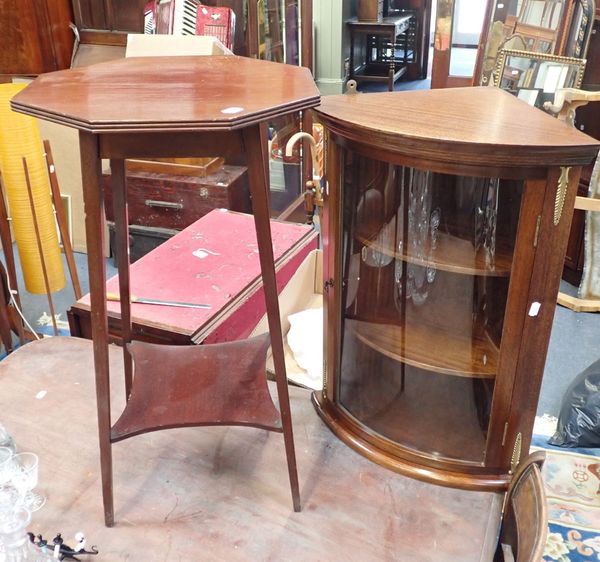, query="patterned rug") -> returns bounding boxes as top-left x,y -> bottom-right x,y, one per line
532,417 -> 600,561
